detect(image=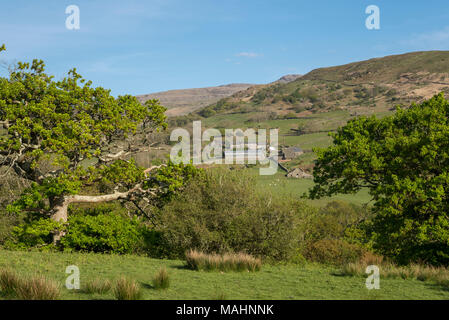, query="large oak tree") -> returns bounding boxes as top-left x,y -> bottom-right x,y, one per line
0,45 -> 197,242
309,93 -> 449,265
